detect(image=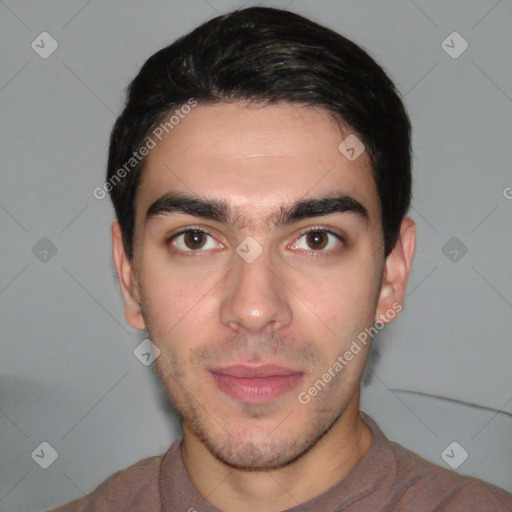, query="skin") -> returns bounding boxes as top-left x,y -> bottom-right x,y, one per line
112,102 -> 416,511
